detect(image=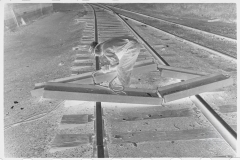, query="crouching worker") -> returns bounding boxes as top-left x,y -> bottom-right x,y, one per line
89,36 -> 141,93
